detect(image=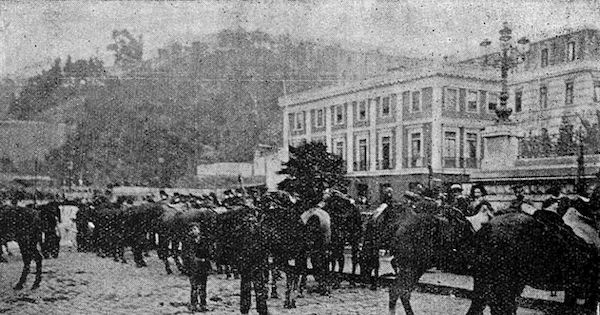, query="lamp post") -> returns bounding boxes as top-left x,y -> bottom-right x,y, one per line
480,22 -> 530,123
